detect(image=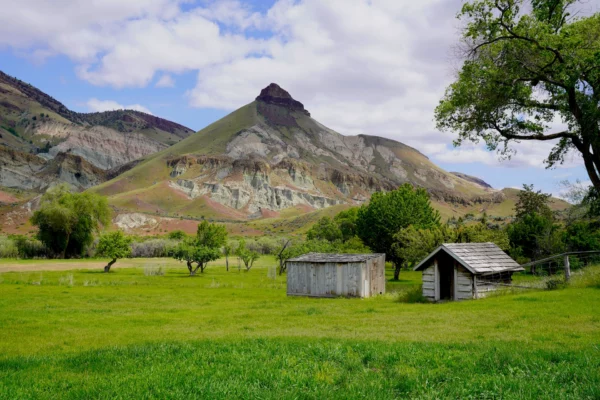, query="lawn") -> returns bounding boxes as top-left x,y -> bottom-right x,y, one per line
0,258 -> 598,399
